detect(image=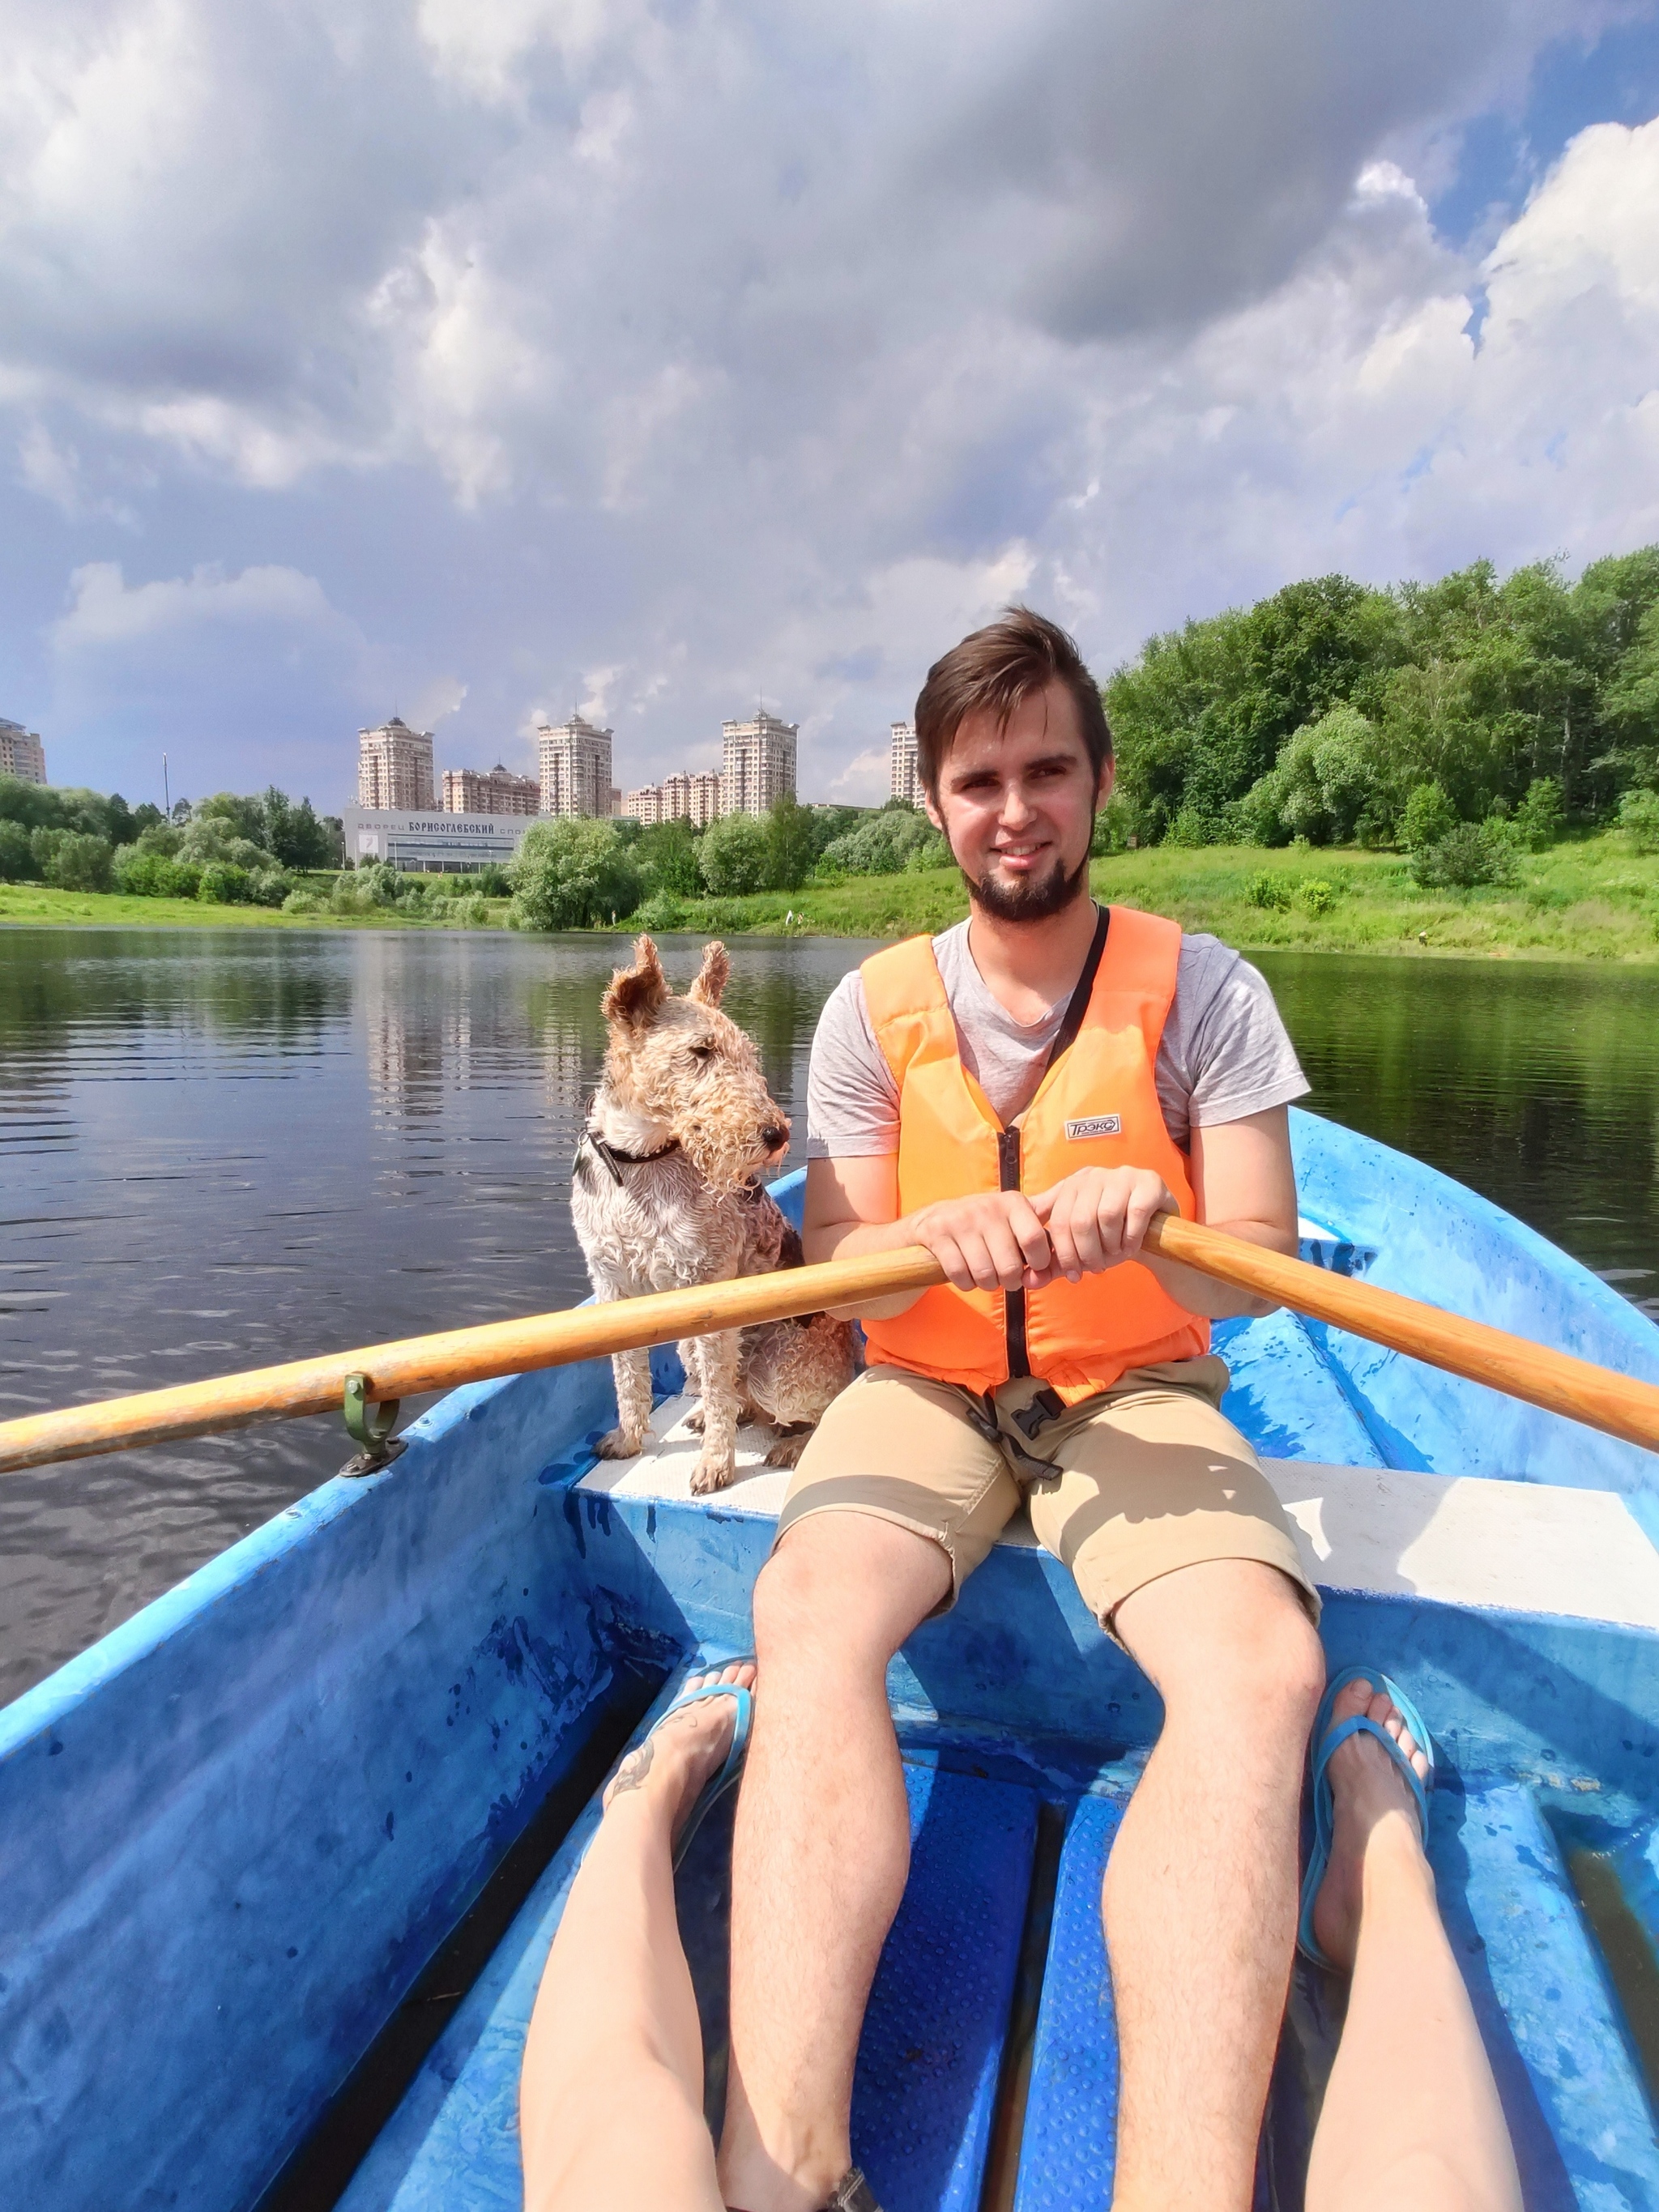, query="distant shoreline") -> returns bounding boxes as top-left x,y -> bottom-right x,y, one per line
2,833 -> 1656,961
